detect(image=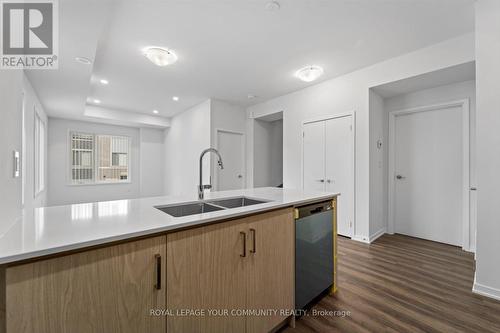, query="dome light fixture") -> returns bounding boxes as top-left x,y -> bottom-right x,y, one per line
172,96 -> 179,101
153,109 -> 159,114
142,47 -> 178,66
100,79 -> 109,85
295,65 -> 324,82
